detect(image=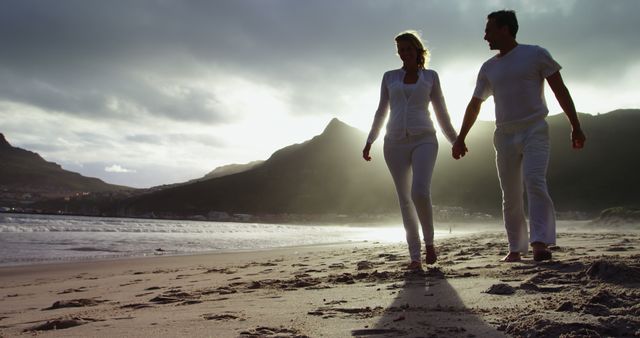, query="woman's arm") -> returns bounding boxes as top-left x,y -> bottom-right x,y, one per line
363,74 -> 390,161
430,71 -> 458,144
